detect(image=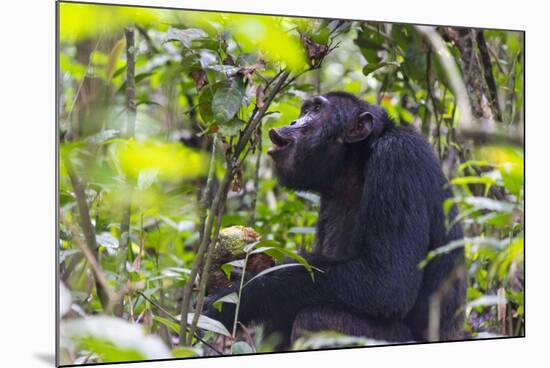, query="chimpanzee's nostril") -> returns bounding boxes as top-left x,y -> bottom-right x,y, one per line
290,120 -> 297,126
